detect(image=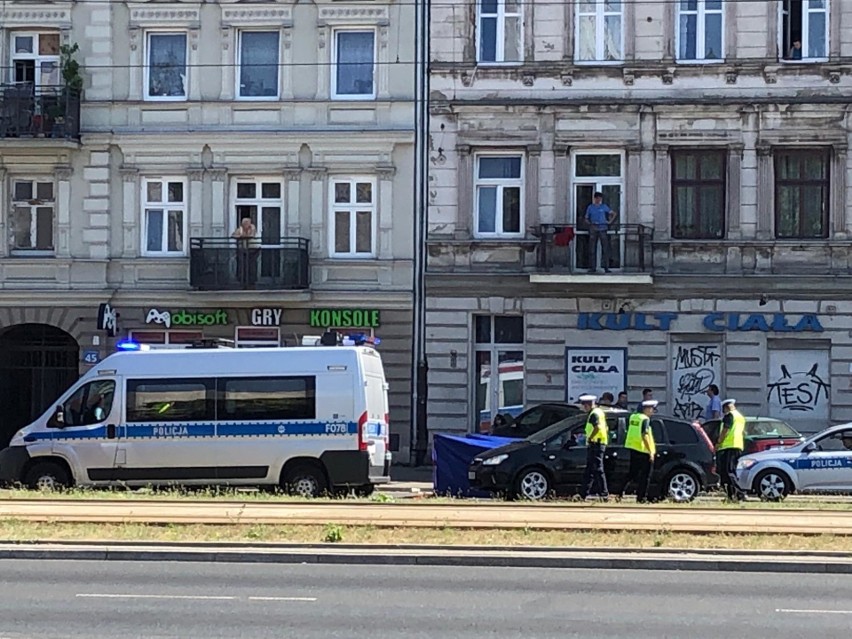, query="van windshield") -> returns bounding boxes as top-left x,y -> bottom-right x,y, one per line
527,414 -> 587,444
